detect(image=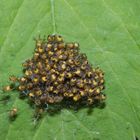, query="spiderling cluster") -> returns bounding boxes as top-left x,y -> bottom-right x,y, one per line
3,34 -> 106,116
